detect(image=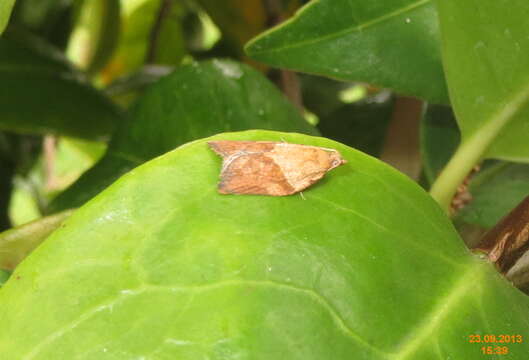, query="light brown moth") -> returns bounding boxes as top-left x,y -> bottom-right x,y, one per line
208,140 -> 346,196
